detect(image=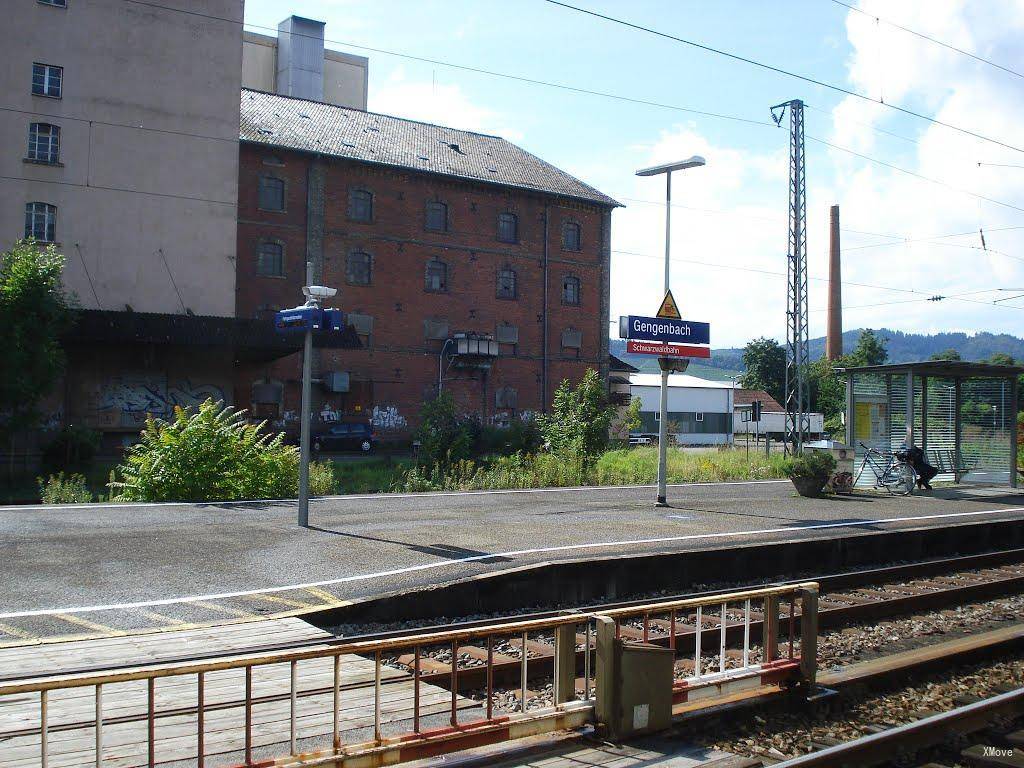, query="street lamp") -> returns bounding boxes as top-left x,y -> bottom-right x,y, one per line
298,279 -> 336,528
635,155 -> 706,506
